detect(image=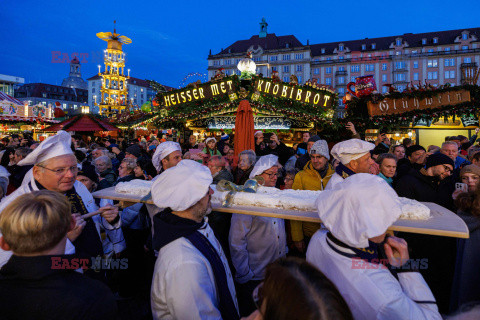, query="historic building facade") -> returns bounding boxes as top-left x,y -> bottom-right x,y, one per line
208,20 -> 480,115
